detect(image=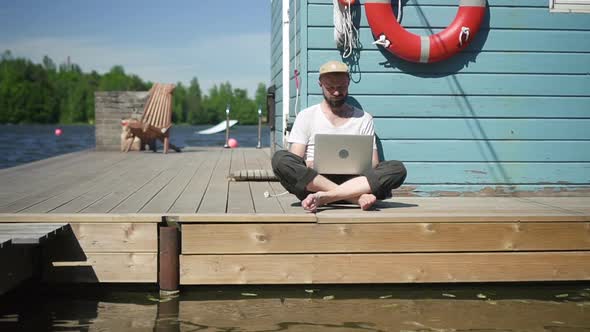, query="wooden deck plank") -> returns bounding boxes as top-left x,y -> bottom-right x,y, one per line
317,197 -> 590,223
248,148 -> 284,214
227,150 -> 255,214
168,149 -> 222,213
80,154 -> 177,213
18,155 -> 141,214
268,181 -> 305,214
0,223 -> 67,243
180,252 -> 590,284
182,222 -> 590,254
197,149 -> 232,213
0,151 -> 97,204
0,213 -> 162,223
172,213 -> 316,223
258,150 -> 305,214
49,154 -> 154,213
522,197 -> 590,215
107,156 -> 182,213
140,153 -> 202,213
0,152 -> 129,212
